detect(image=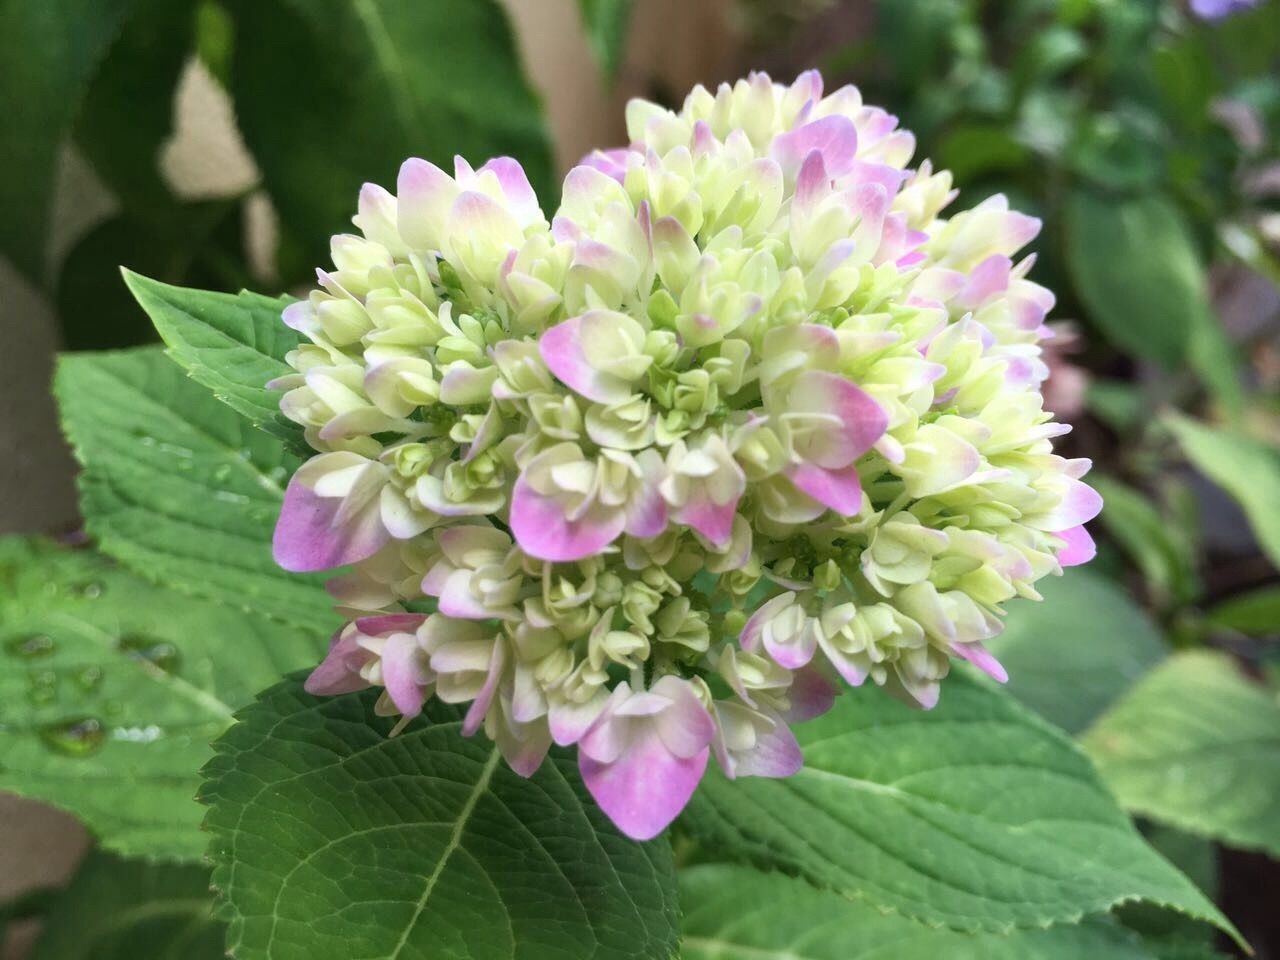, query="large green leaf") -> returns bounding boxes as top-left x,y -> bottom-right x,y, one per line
55,346 -> 335,634
122,271 -> 303,441
680,864 -> 1199,960
1166,415 -> 1280,570
986,569 -> 1169,734
1082,651 -> 1280,858
680,673 -> 1236,940
200,679 -> 679,960
0,0 -> 135,279
0,537 -> 321,860
577,0 -> 634,79
226,0 -> 554,267
29,849 -> 222,959
1064,191 -> 1205,368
